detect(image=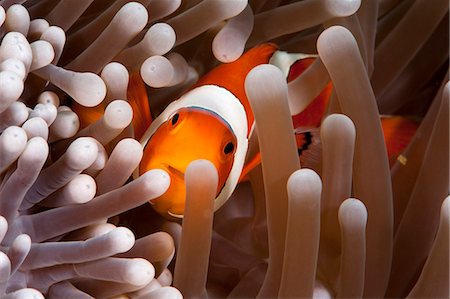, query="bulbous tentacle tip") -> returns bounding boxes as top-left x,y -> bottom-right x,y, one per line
323,0 -> 362,18
287,168 -> 322,198
124,258 -> 155,286
339,198 -> 368,228
140,168 -> 172,199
